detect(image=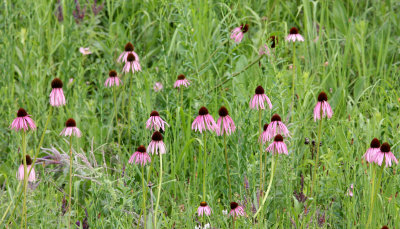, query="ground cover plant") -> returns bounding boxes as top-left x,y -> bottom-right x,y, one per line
1,0 -> 400,228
